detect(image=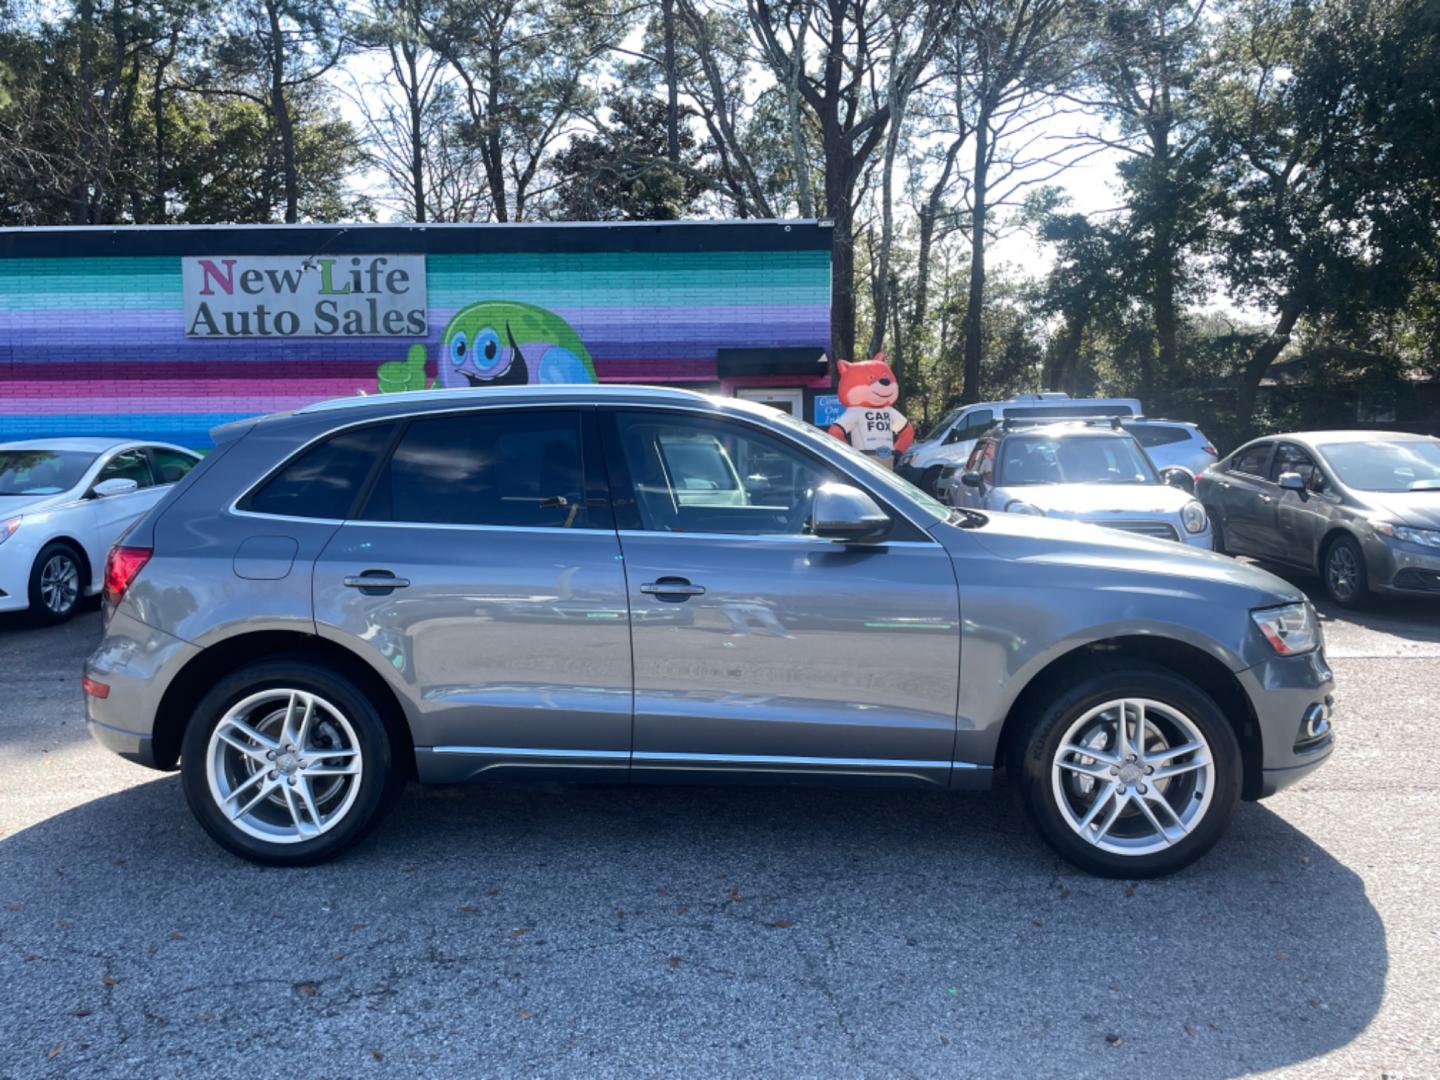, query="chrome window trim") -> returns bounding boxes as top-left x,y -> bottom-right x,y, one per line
616,529 -> 937,548
227,398 -> 943,540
